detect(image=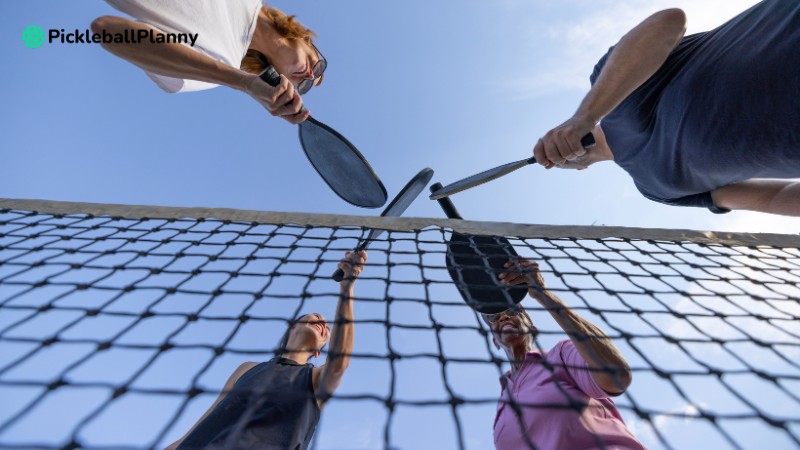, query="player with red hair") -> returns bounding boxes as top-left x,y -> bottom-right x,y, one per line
92,1 -> 325,124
